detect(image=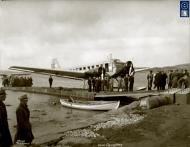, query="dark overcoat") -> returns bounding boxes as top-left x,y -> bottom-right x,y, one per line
14,103 -> 34,144
0,101 -> 13,147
